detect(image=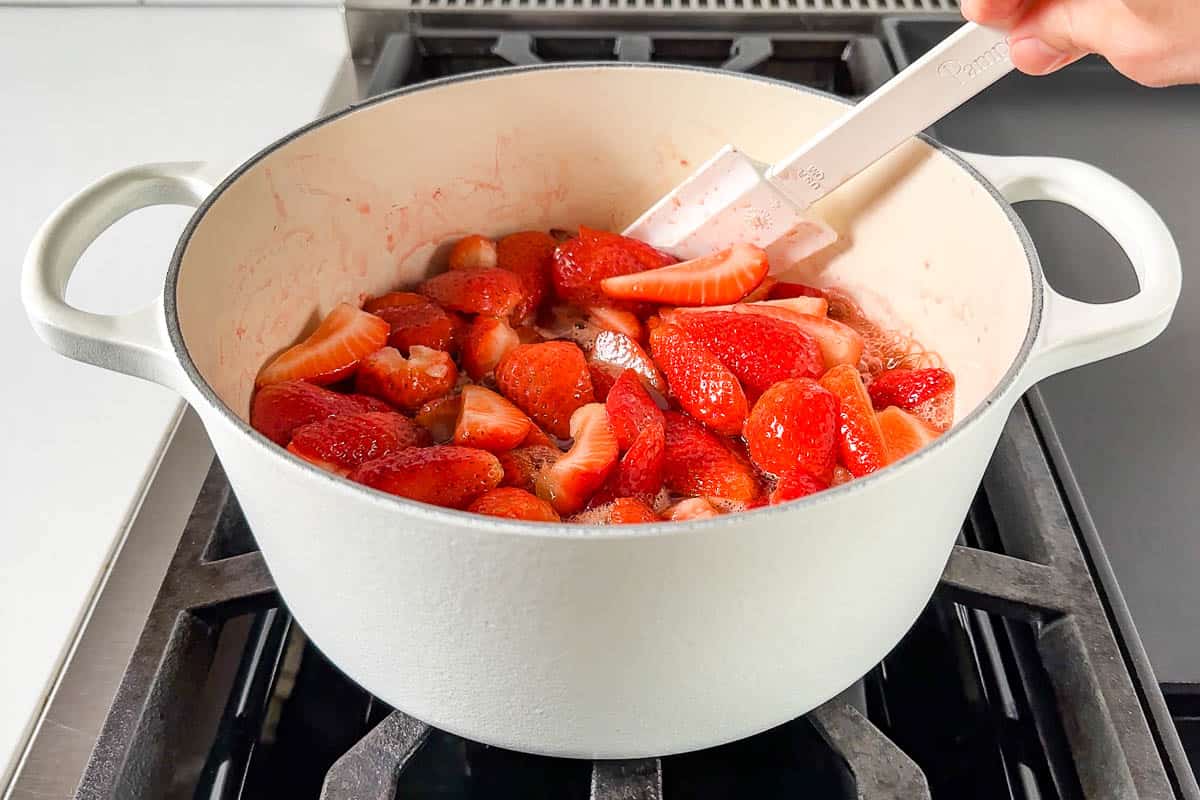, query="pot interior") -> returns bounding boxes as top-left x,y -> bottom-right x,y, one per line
175,65 -> 1033,425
